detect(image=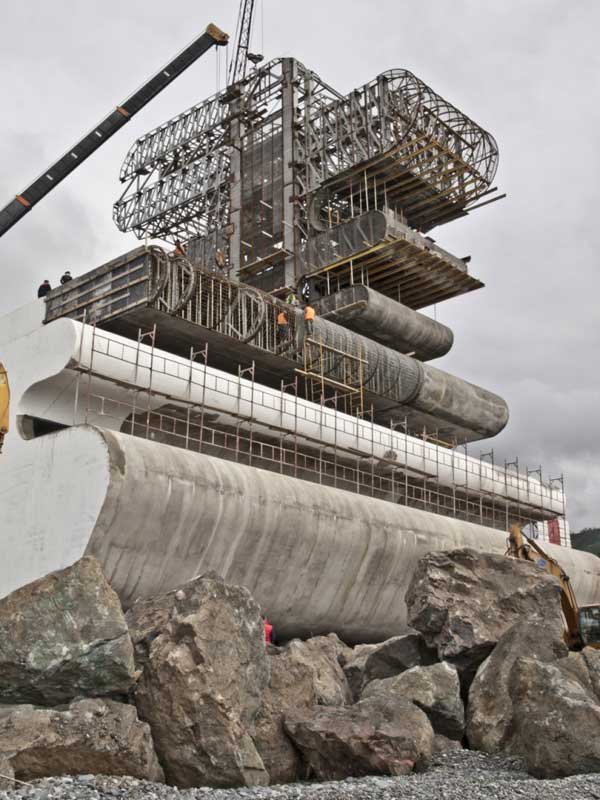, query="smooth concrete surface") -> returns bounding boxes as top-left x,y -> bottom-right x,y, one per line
317,285 -> 454,360
0,413 -> 594,643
